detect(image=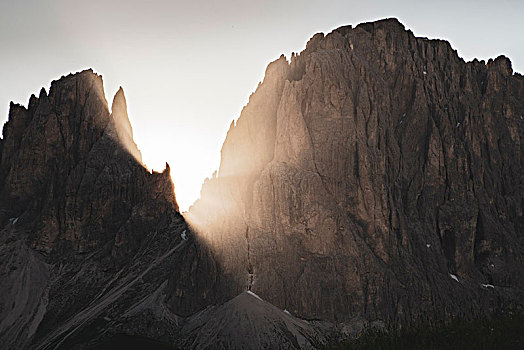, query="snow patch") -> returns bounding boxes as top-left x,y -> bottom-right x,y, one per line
181,230 -> 187,240
426,243 -> 431,248
423,71 -> 427,75
247,290 -> 262,301
284,309 -> 291,315
456,122 -> 461,127
449,274 -> 459,282
481,284 -> 495,289
9,217 -> 19,225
